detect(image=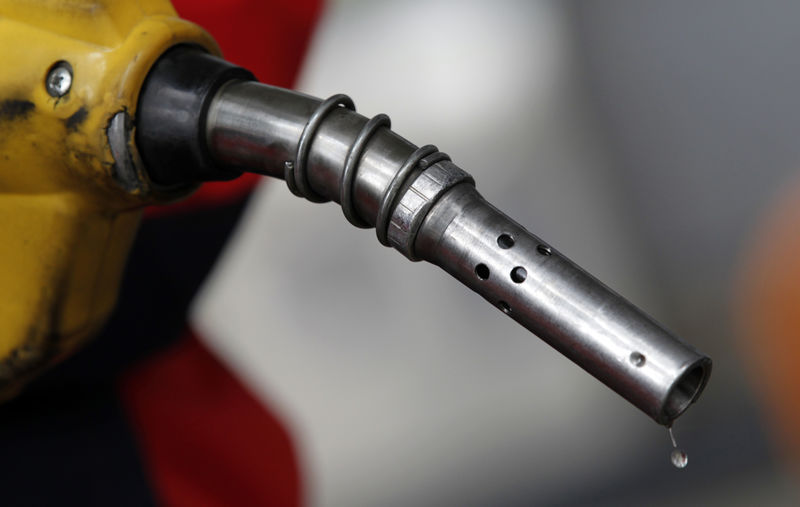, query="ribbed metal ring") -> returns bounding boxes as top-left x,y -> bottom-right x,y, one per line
387,160 -> 473,261
286,93 -> 355,202
340,113 -> 391,228
375,144 -> 439,246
